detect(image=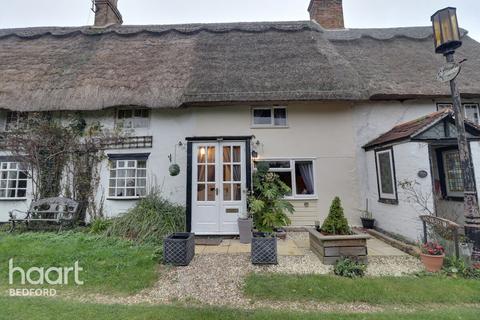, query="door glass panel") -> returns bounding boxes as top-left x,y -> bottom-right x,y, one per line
223,165 -> 231,181
207,165 -> 215,182
232,165 -> 241,181
207,147 -> 215,163
223,147 -> 231,162
198,147 -> 206,163
207,184 -> 216,201
223,183 -> 231,201
197,165 -> 205,181
233,184 -> 242,201
197,184 -> 205,201
233,146 -> 241,162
